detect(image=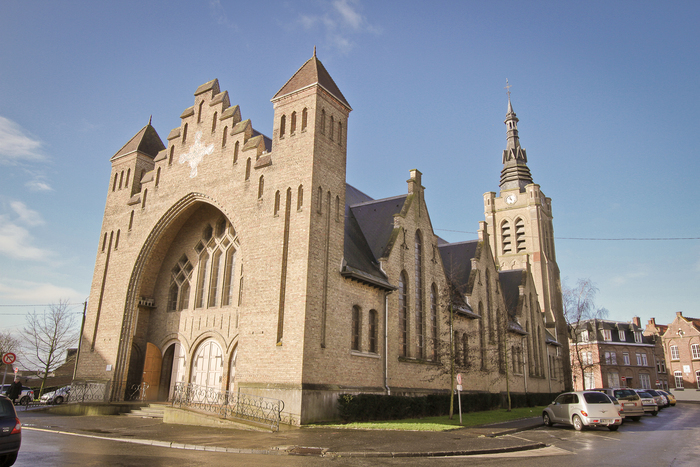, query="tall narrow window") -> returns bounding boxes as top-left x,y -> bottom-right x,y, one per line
197,101 -> 203,123
338,120 -> 342,145
207,249 -> 223,307
182,123 -> 188,144
280,115 -> 286,138
222,248 -> 236,306
462,334 -> 469,368
169,146 -> 174,165
399,271 -> 408,357
515,218 -> 526,252
142,189 -> 147,209
454,331 -> 461,366
128,211 -> 134,231
179,281 -> 190,311
112,174 -> 118,192
258,175 -> 264,199
430,284 -> 438,360
102,233 -> 107,252
320,109 -> 326,134
329,116 -> 334,140
415,231 -> 424,359
212,112 -> 217,133
369,309 -> 377,353
168,283 -> 178,311
195,251 -> 210,308
486,269 -> 493,344
675,371 -> 684,388
114,230 -> 120,250
222,126 -> 228,147
155,167 -> 161,187
297,185 -> 303,210
233,141 -> 239,163
501,221 -> 512,254
301,108 -> 308,131
351,306 -> 361,351
317,186 -> 323,213
290,111 -> 296,134
274,191 -> 281,216
245,158 -> 251,180
479,302 -> 486,370
670,345 -> 679,360
119,171 -> 124,189
125,168 -> 130,187
335,196 -> 340,222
